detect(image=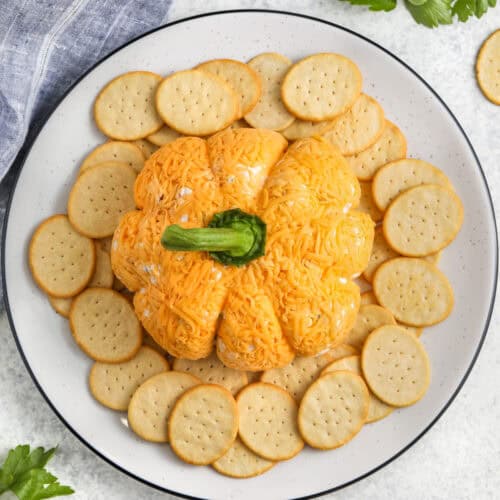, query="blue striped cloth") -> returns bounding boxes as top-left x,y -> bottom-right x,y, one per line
0,0 -> 173,182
